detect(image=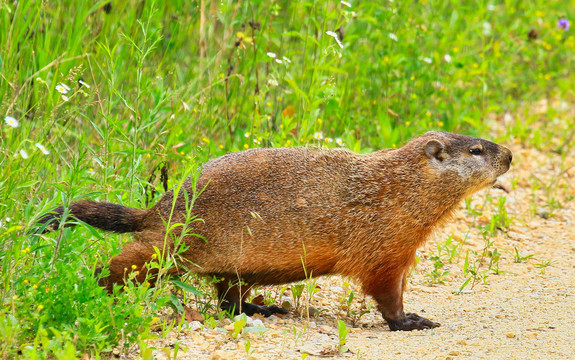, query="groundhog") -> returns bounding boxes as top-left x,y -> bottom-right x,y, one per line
40,131 -> 512,331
